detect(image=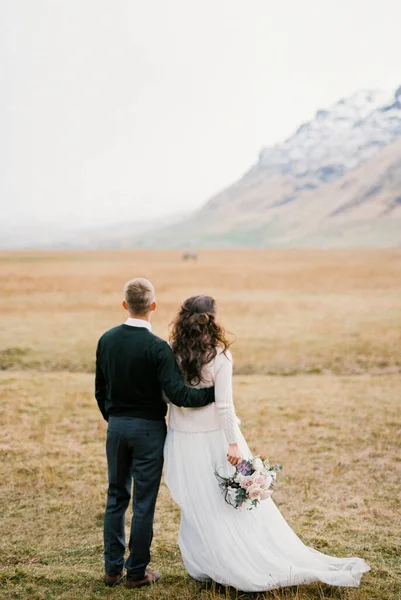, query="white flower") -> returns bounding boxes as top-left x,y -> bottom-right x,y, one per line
226,486 -> 238,503
242,498 -> 254,510
261,474 -> 273,489
252,457 -> 264,471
